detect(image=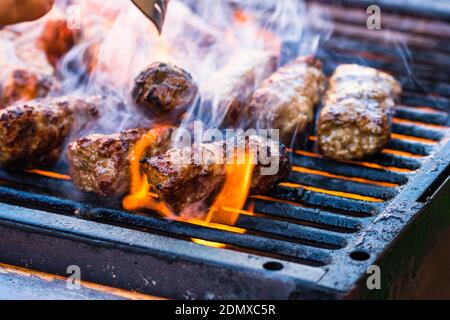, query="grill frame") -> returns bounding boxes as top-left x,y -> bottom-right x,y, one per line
0,0 -> 449,299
